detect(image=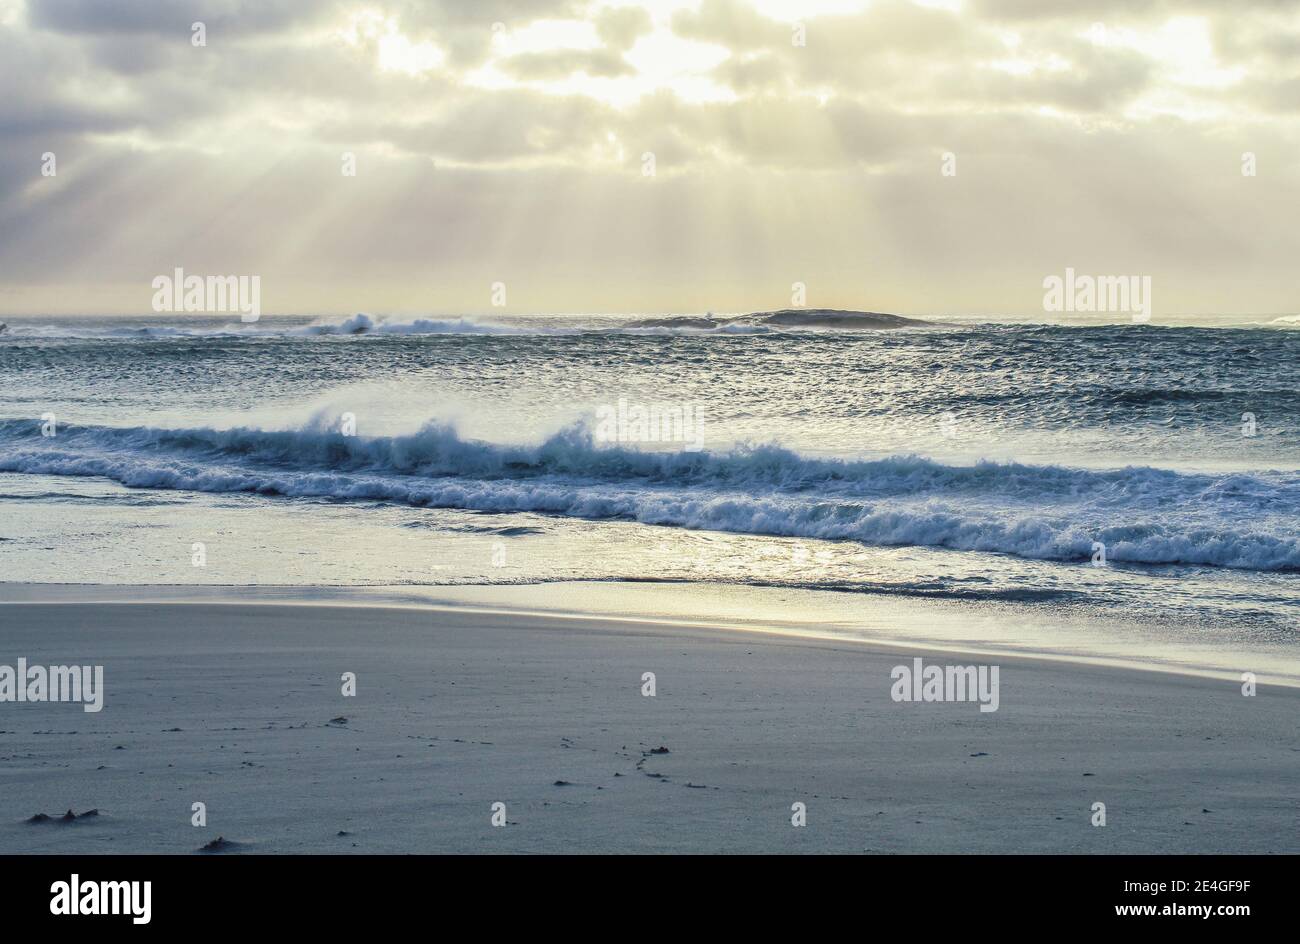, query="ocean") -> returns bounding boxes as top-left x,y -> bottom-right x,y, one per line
1,311 -> 1297,674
